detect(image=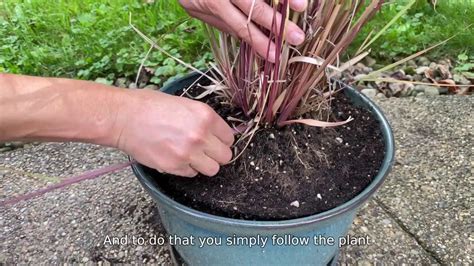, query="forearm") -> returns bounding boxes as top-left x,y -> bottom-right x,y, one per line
0,73 -> 125,147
